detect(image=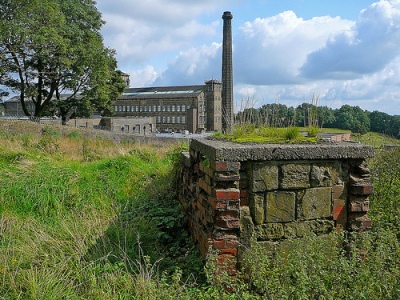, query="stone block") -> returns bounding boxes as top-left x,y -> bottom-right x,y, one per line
332,185 -> 345,200
265,191 -> 296,222
250,194 -> 264,225
305,220 -> 335,234
298,187 -> 332,220
251,163 -> 279,192
280,164 -> 311,189
239,215 -> 254,246
310,163 -> 341,187
255,223 -> 284,240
